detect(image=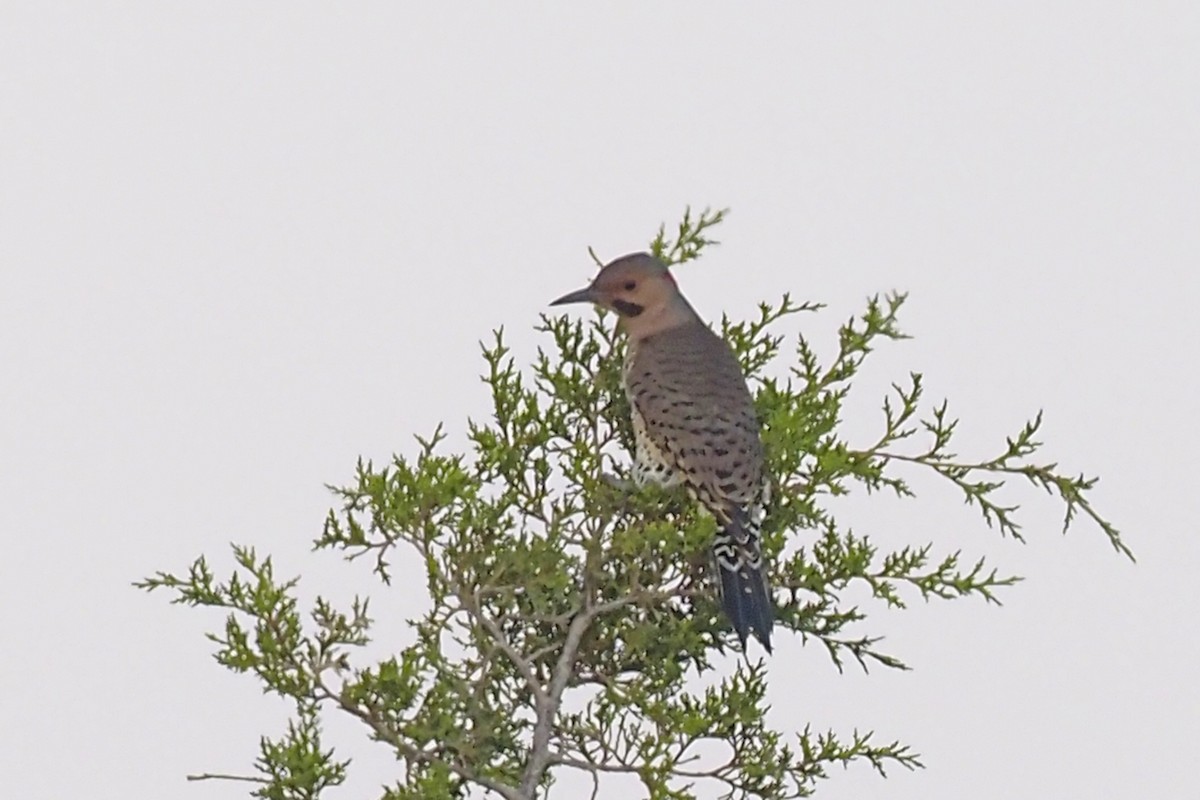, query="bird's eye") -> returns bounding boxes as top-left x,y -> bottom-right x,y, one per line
623,281 -> 637,291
